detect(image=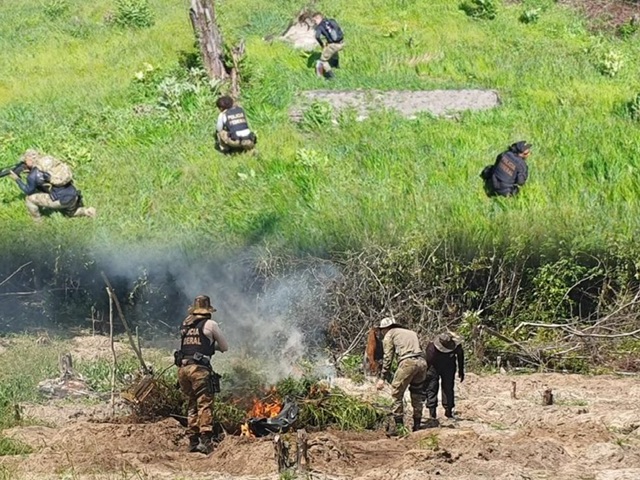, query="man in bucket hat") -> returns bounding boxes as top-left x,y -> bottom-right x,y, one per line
425,332 -> 465,420
376,317 -> 427,434
176,295 -> 229,454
